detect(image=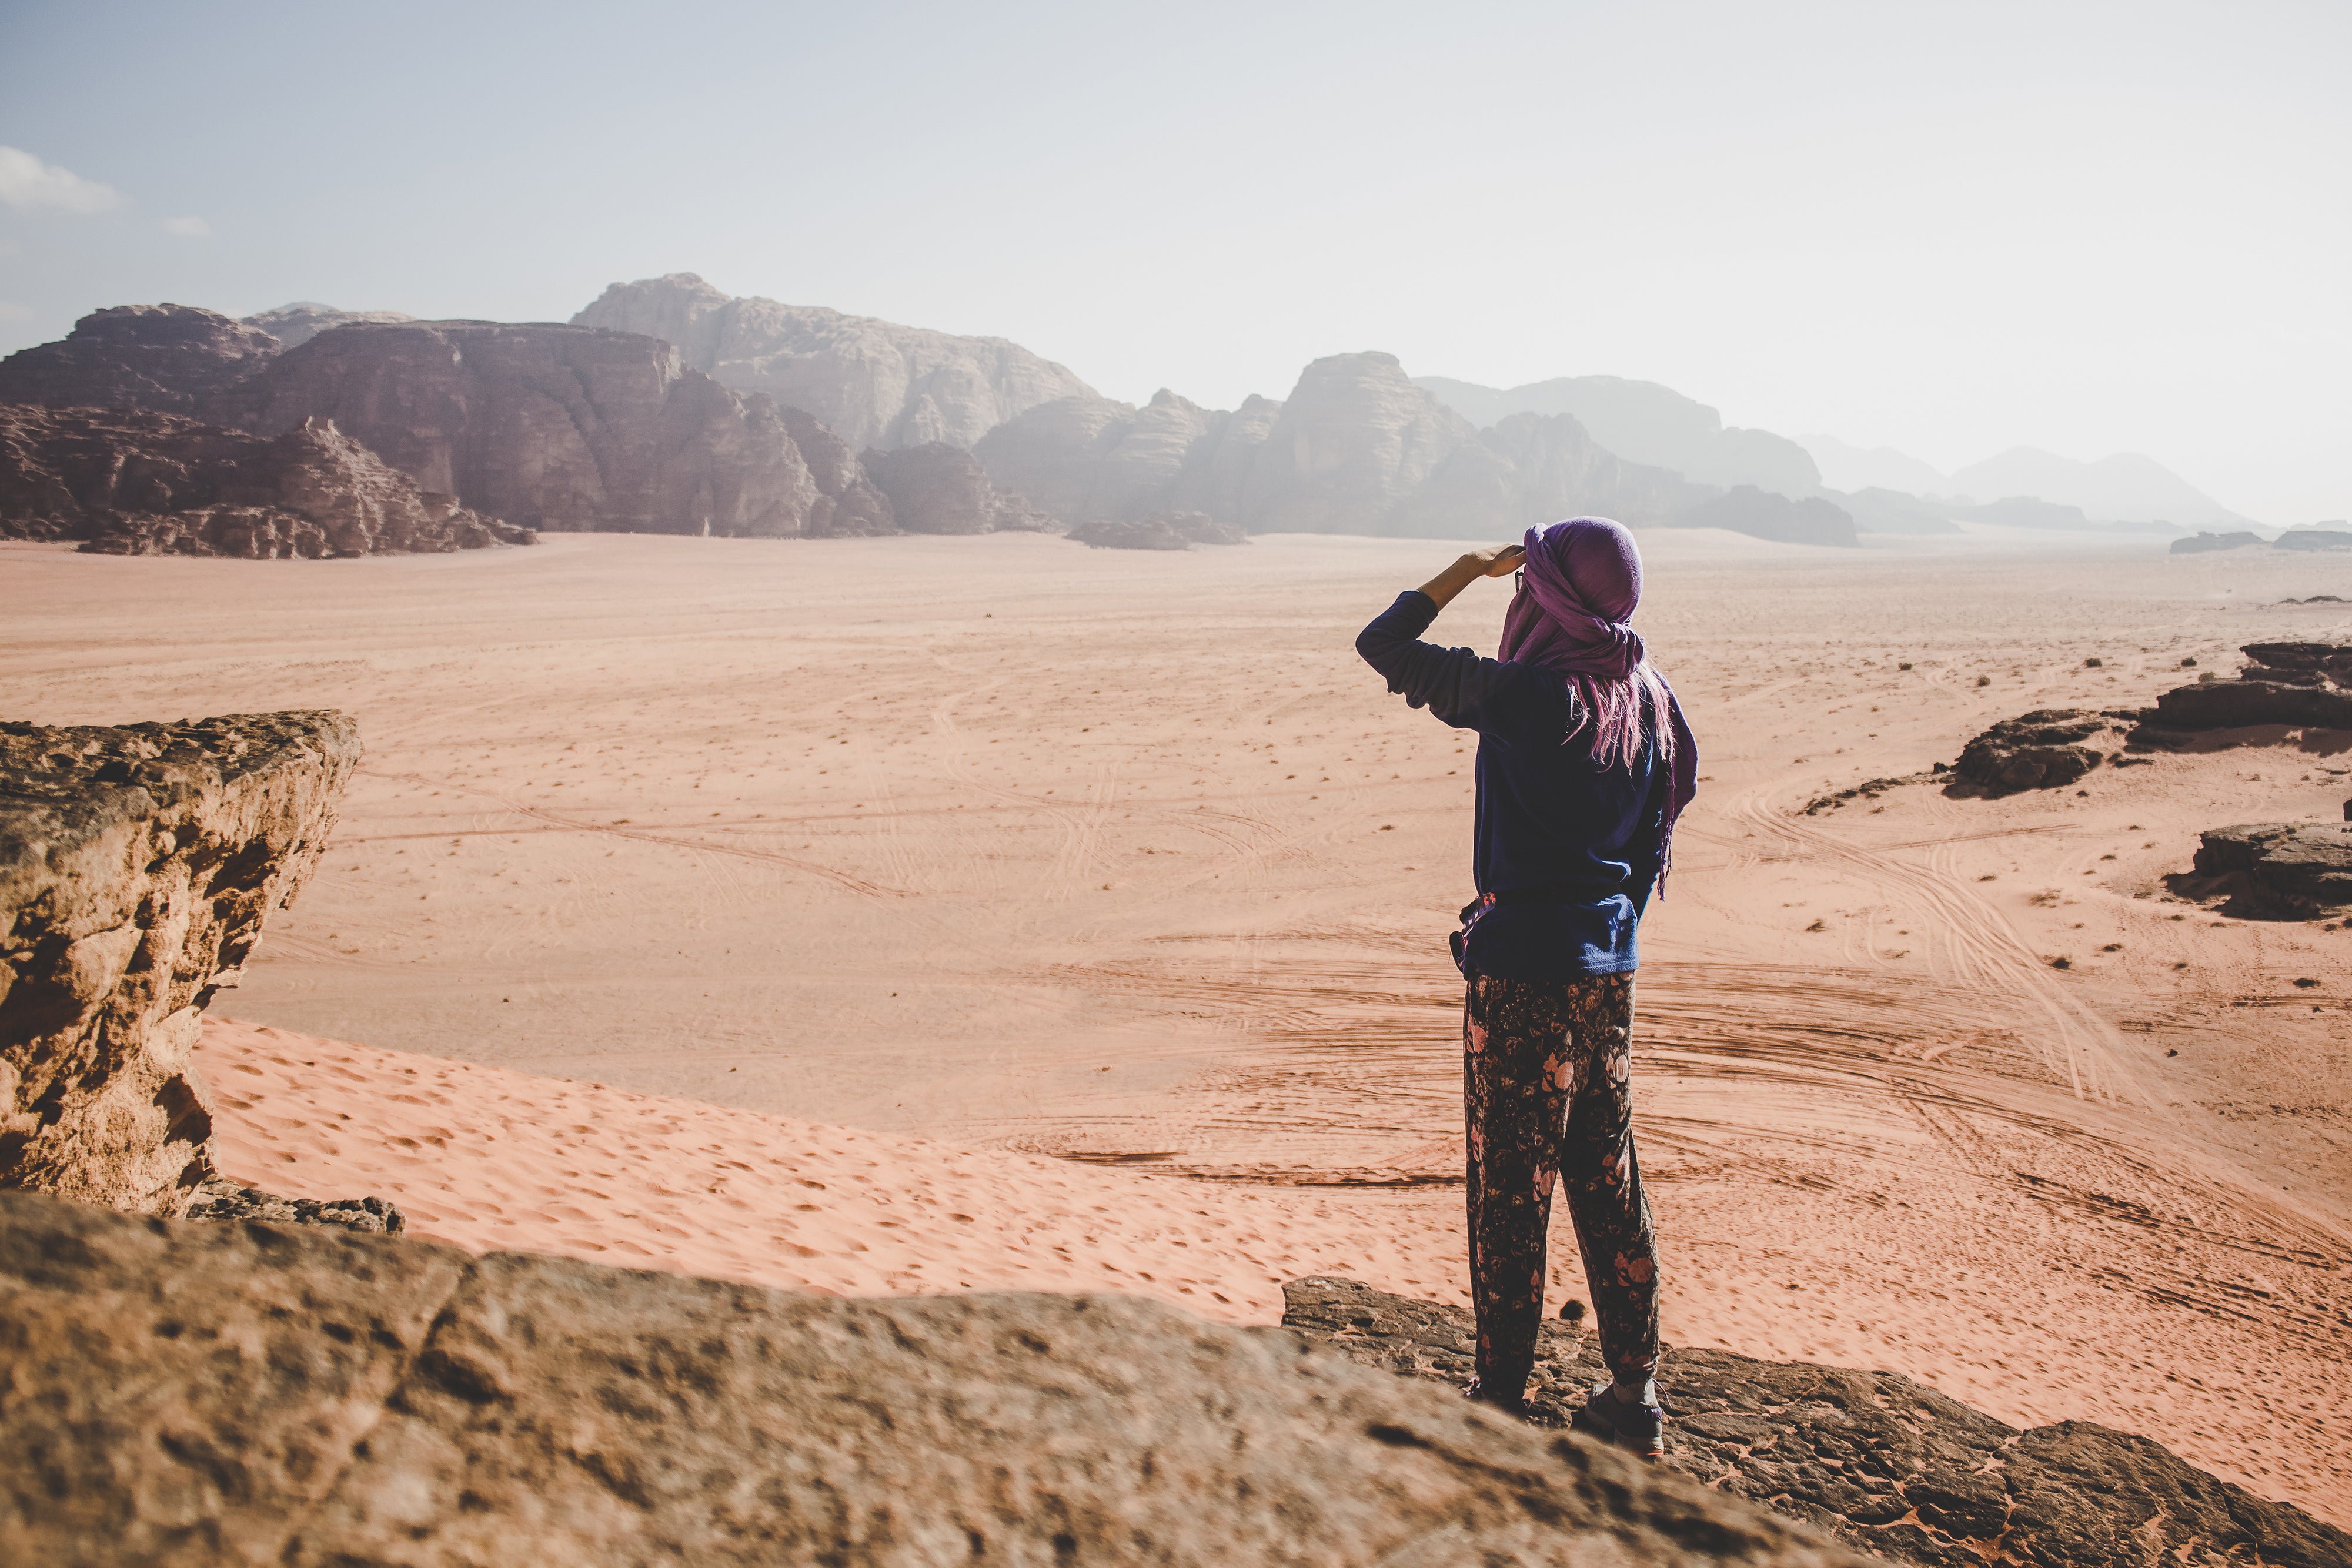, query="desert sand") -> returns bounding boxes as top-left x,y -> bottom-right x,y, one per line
5,529 -> 2347,1523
